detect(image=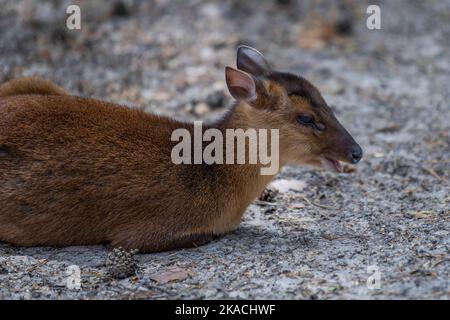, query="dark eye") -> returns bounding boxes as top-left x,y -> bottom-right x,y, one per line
297,114 -> 314,125
297,114 -> 324,131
